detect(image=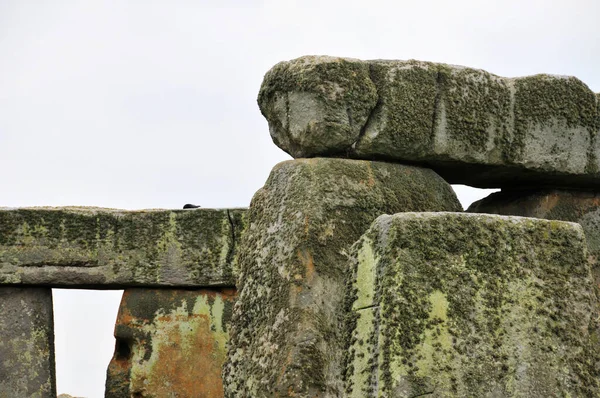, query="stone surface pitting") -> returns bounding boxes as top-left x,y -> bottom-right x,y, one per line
105,288 -> 235,397
260,56 -> 600,188
0,287 -> 56,398
0,207 -> 246,288
223,158 -> 462,397
468,189 -> 600,286
346,212 -> 599,397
